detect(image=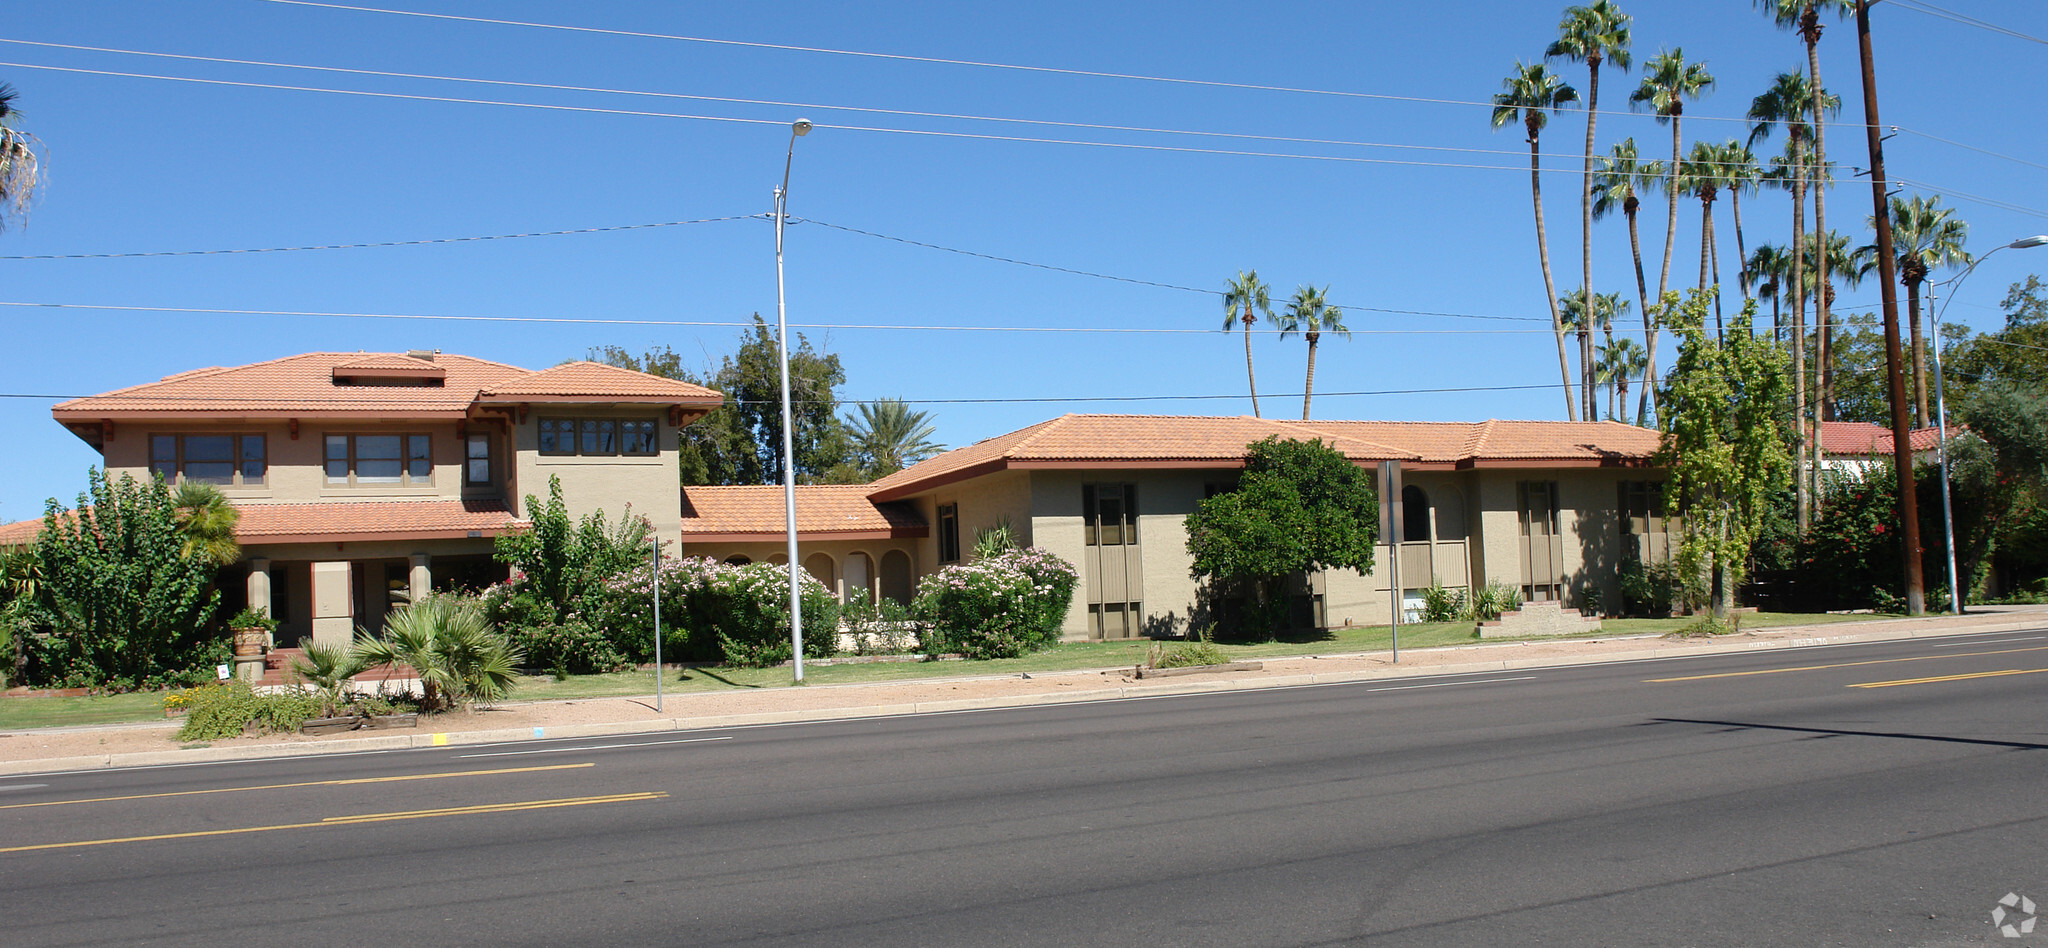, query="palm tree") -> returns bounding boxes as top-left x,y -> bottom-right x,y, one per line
1221,270 -> 1273,417
1492,61 -> 1581,421
1592,137 -> 1664,425
1869,194 -> 1970,426
353,595 -> 522,713
170,481 -> 240,568
1275,284 -> 1349,420
1629,48 -> 1714,424
1750,70 -> 1834,530
1679,141 -> 1729,337
1800,228 -> 1863,422
0,84 -> 42,231
1718,140 -> 1763,305
845,398 -> 944,477
1547,1 -> 1633,416
1562,287 -> 1631,414
1747,242 -> 1792,343
1598,337 -> 1648,424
